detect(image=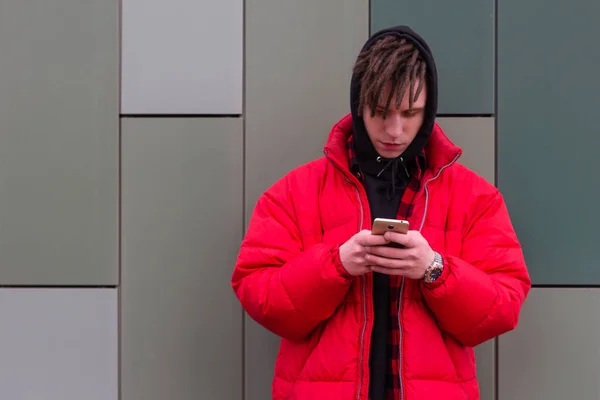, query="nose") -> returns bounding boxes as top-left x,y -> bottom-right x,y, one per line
384,113 -> 404,137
